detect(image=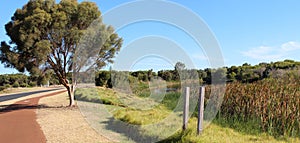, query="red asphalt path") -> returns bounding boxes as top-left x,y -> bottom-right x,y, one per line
0,90 -> 66,143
